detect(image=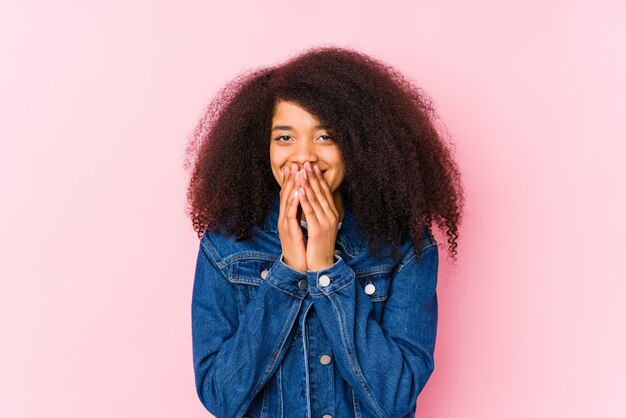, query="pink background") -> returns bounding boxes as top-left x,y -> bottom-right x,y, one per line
1,1 -> 624,417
